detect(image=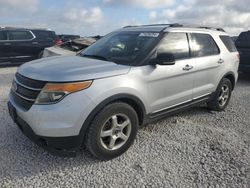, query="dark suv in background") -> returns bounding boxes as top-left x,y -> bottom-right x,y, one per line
235,30 -> 250,73
0,27 -> 61,64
